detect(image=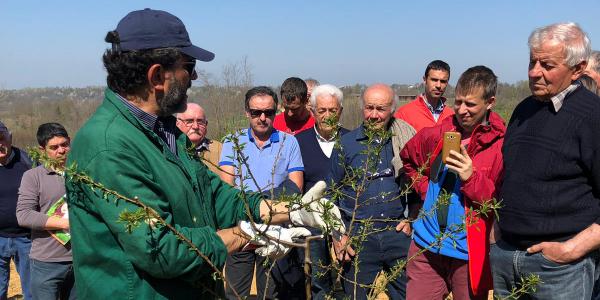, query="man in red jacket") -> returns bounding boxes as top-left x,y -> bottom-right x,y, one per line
401,66 -> 505,300
394,60 -> 454,132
